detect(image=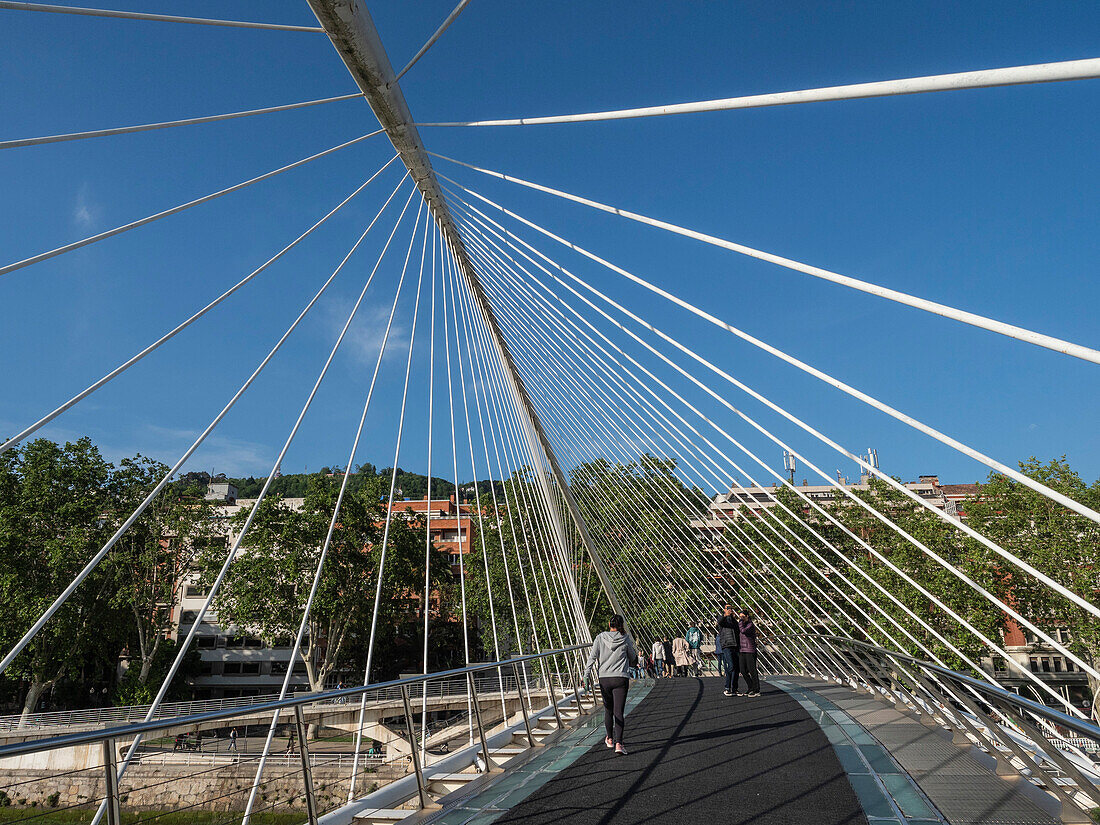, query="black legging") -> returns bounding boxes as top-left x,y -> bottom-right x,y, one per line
739,652 -> 760,694
599,676 -> 629,745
